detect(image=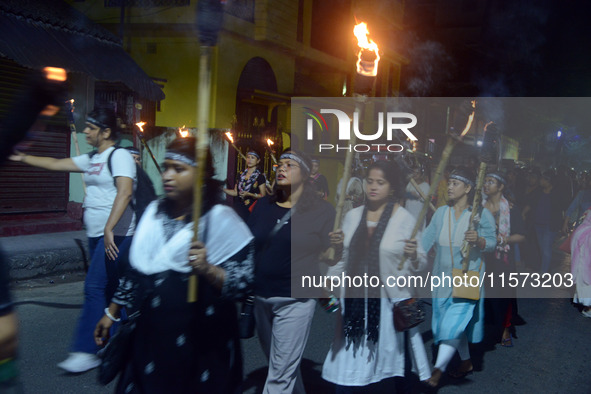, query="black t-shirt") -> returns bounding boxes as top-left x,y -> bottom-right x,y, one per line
248,196 -> 335,298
